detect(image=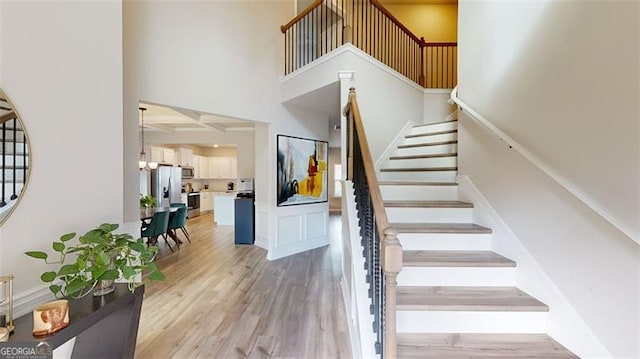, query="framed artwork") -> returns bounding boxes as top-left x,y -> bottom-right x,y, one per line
277,134 -> 329,206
